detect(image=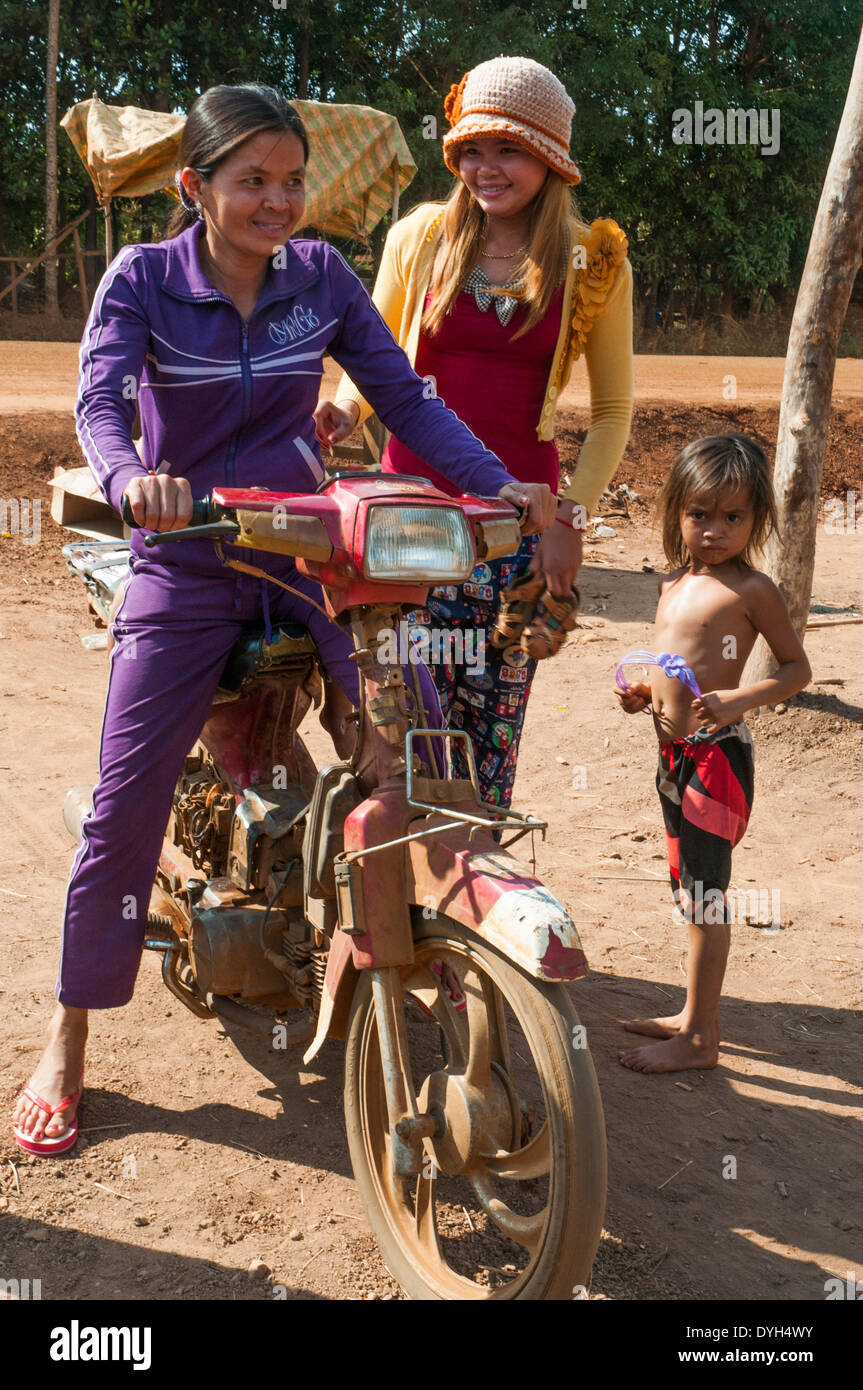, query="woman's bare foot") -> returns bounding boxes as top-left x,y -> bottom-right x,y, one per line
623,1012 -> 685,1038
12,1004 -> 88,1141
617,1030 -> 719,1073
